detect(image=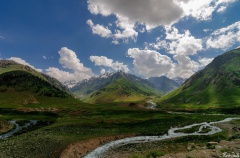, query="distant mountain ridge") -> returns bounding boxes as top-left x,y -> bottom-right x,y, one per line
148,76 -> 184,93
158,48 -> 240,112
70,71 -> 162,103
62,80 -> 77,88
